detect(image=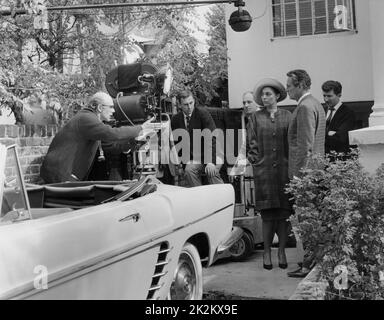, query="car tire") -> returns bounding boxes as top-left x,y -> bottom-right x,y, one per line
169,242 -> 203,300
229,231 -> 253,261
